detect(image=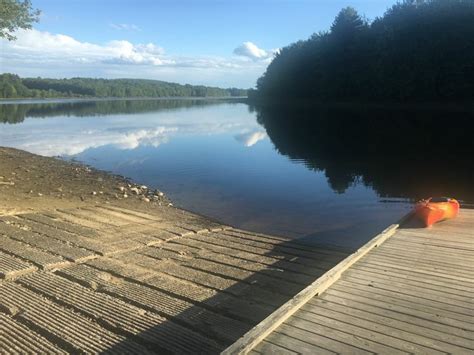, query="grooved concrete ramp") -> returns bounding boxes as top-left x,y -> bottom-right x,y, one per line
0,205 -> 347,353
